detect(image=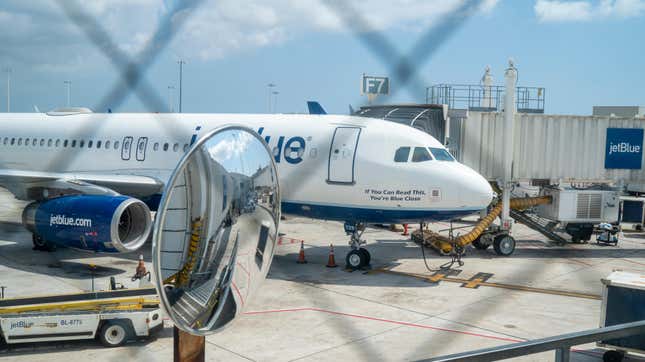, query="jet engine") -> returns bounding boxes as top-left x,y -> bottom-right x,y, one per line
22,195 -> 152,253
